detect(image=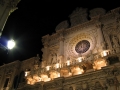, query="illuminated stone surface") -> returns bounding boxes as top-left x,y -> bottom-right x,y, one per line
1,7 -> 120,90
